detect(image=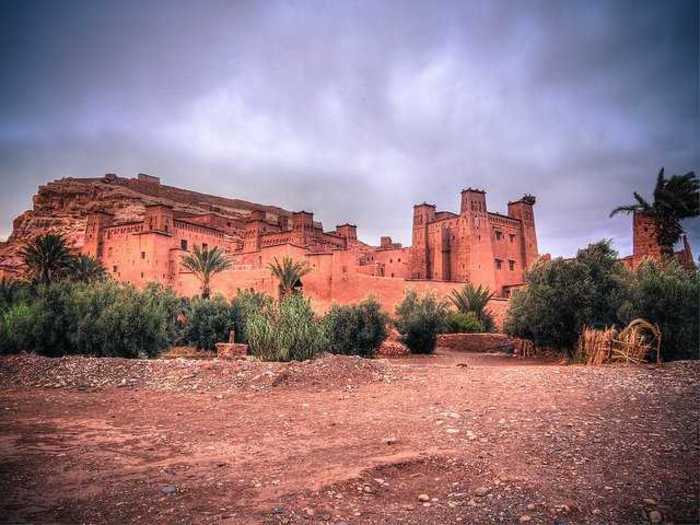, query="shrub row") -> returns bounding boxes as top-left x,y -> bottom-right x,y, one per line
505,241 -> 699,360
